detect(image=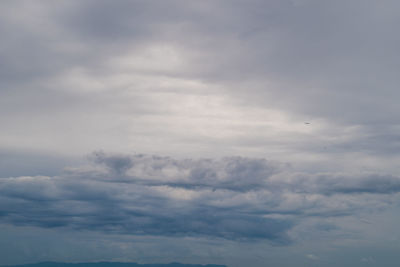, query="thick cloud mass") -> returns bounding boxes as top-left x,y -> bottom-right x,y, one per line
1,152 -> 399,245
0,153 -> 291,242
